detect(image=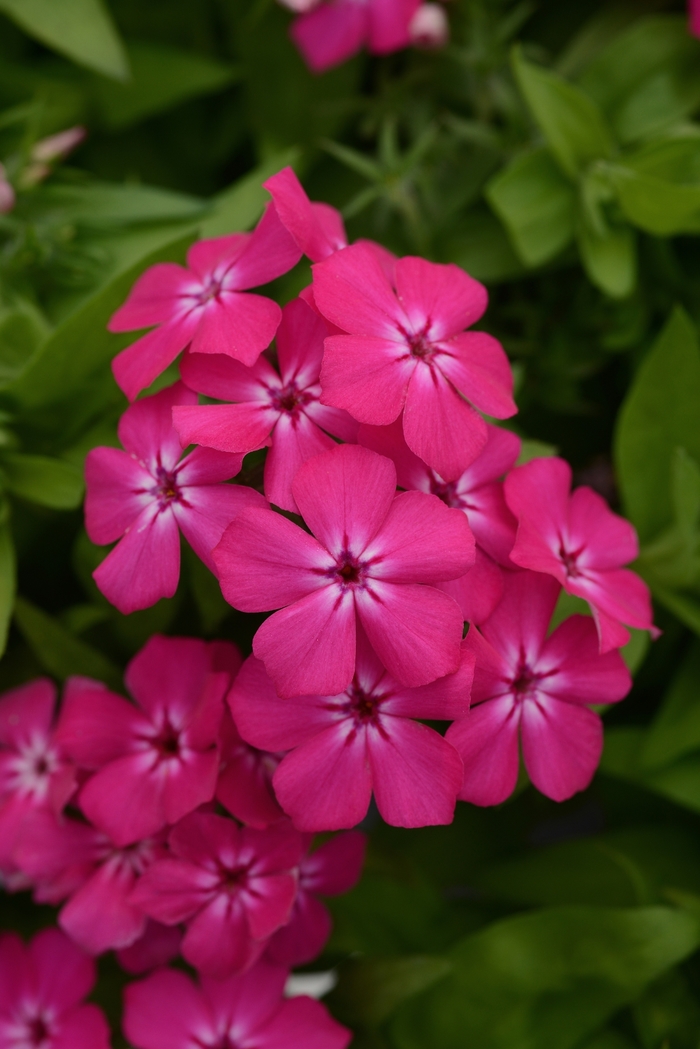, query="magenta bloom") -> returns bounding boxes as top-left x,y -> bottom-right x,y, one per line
0,929 -> 110,1049
360,418 -> 520,622
267,831 -> 366,966
230,635 -> 471,830
312,244 -> 517,481
15,813 -> 168,955
54,636 -> 228,847
130,812 -> 302,977
0,679 -> 75,870
174,298 -> 358,513
109,205 -> 302,399
504,456 -> 656,652
289,0 -> 420,72
216,710 -> 285,829
214,443 -> 474,698
691,0 -> 700,37
264,166 -> 348,262
85,381 -> 265,614
124,962 -> 351,1049
116,920 -> 182,976
446,571 -> 632,806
